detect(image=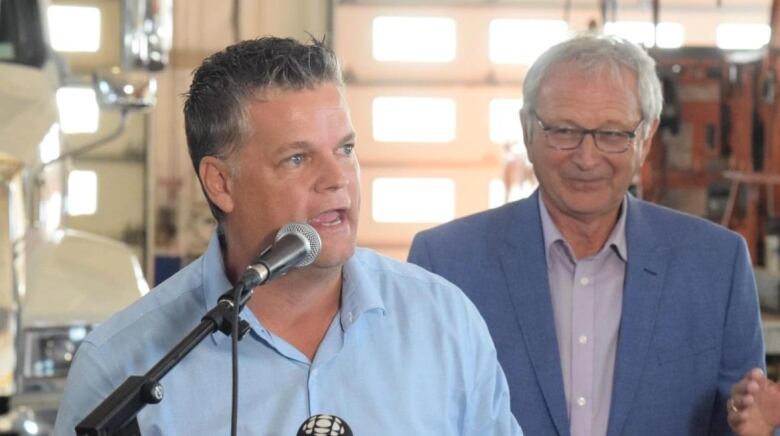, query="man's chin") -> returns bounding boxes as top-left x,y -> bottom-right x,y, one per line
310,245 -> 357,270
